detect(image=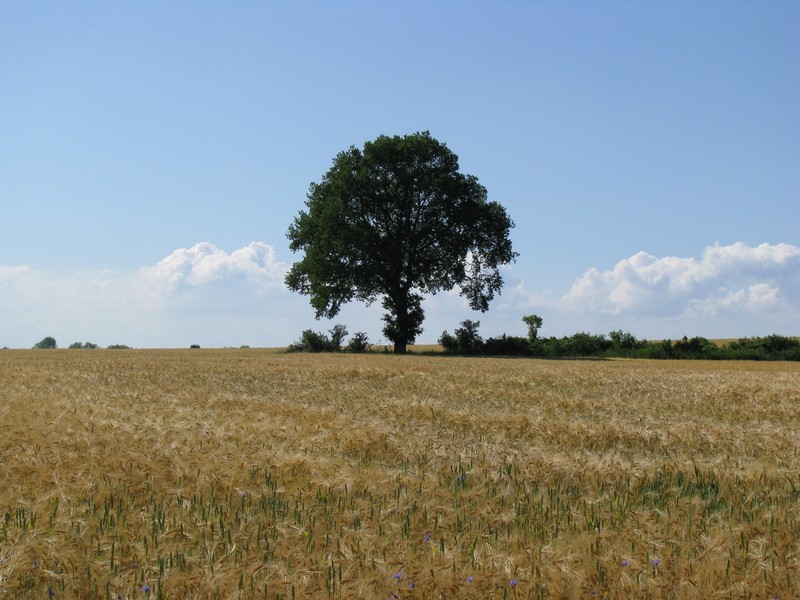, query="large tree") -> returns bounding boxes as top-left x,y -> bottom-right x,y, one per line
286,131 -> 517,354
